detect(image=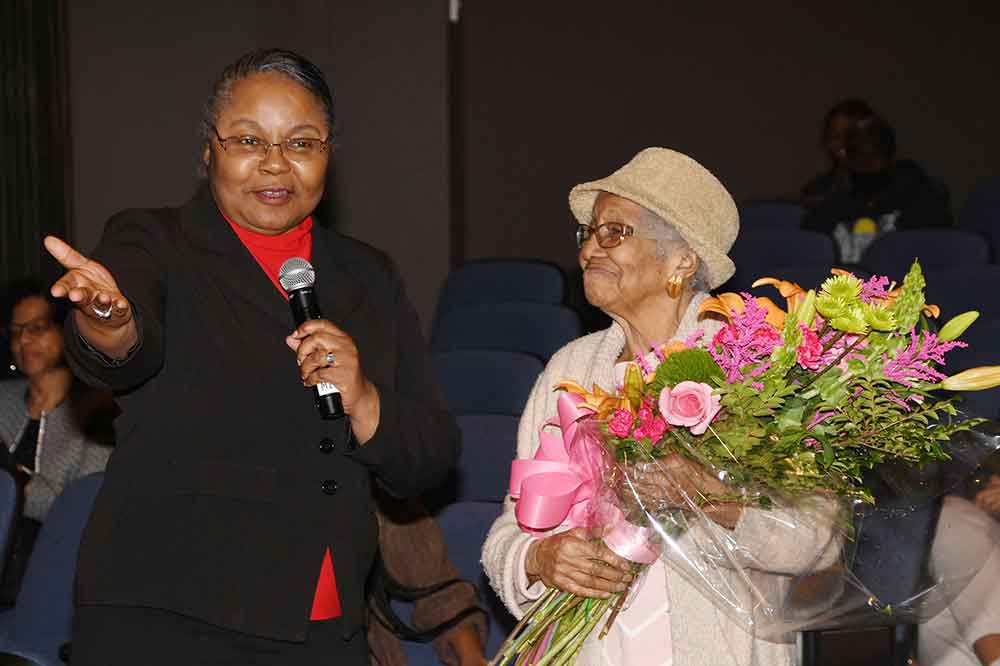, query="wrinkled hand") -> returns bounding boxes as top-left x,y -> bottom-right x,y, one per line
976,475 -> 1000,518
44,235 -> 137,358
524,528 -> 633,598
623,455 -> 741,529
286,320 -> 380,442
